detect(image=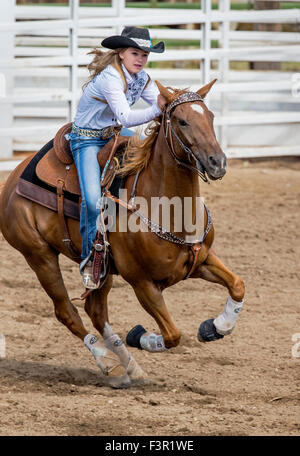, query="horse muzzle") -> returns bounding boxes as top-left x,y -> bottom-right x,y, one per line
205,154 -> 227,180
